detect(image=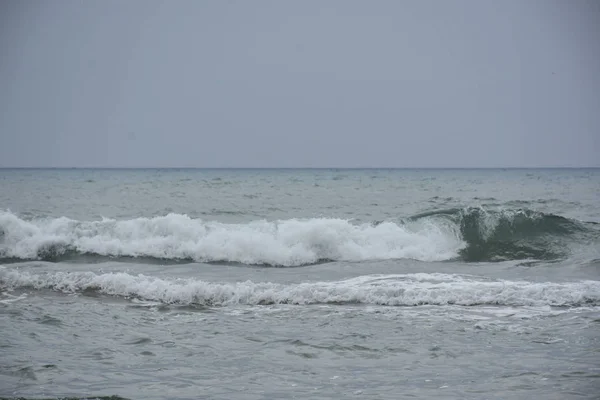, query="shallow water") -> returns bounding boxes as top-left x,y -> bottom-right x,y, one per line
1,168 -> 599,399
